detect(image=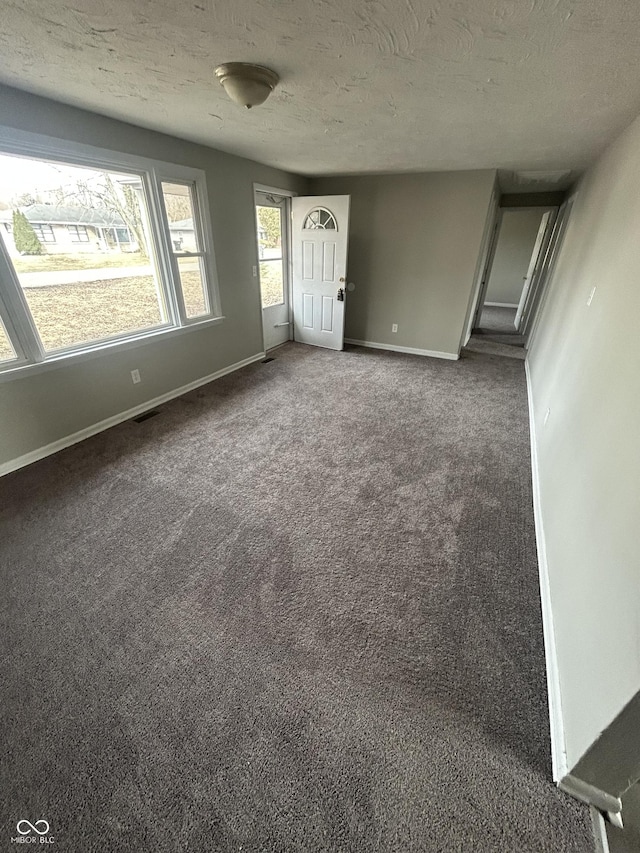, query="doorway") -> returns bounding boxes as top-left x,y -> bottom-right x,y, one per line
254,188 -> 292,351
254,189 -> 352,353
470,205 -> 558,355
